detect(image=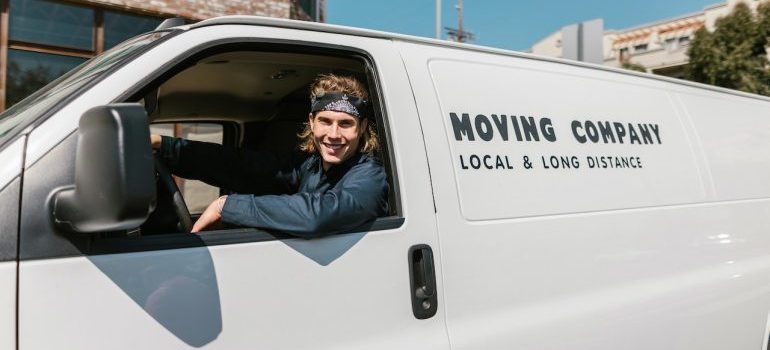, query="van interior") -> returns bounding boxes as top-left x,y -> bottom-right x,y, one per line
128,45 -> 394,235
